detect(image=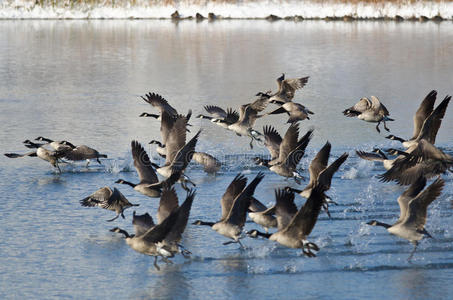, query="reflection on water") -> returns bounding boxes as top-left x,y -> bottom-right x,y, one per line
1,20 -> 453,299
